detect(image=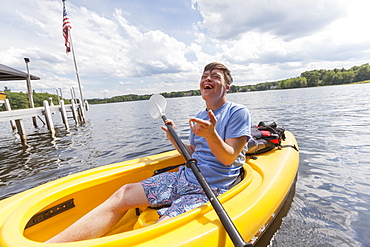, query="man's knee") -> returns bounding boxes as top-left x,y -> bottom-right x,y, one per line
110,183 -> 135,203
109,183 -> 147,209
